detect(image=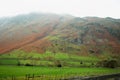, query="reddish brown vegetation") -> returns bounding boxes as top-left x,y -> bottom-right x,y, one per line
0,14 -> 120,55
